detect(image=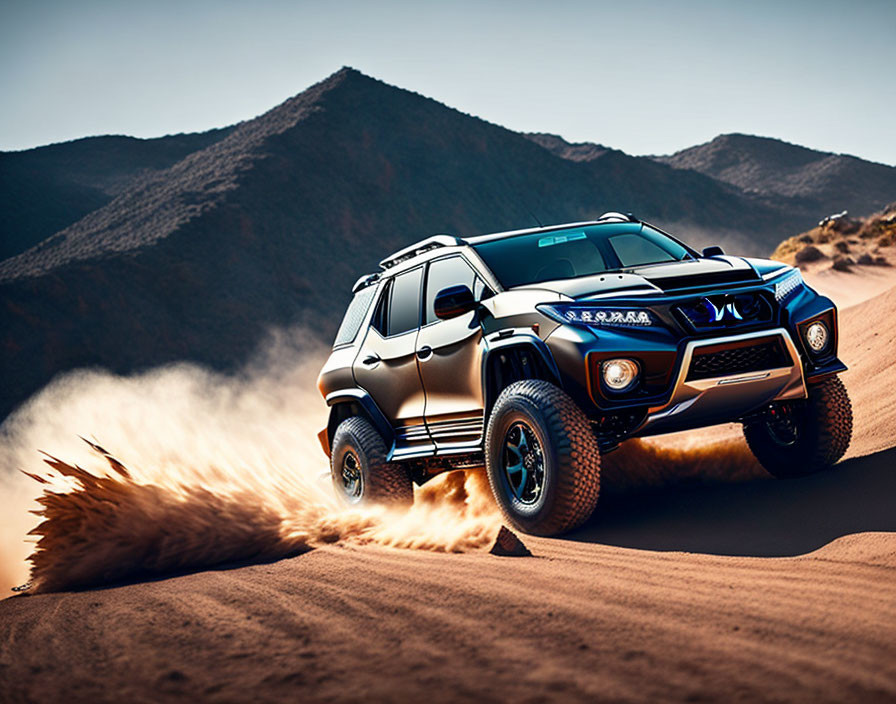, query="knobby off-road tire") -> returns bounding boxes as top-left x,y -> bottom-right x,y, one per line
485,380 -> 601,536
743,376 -> 852,478
330,417 -> 413,507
